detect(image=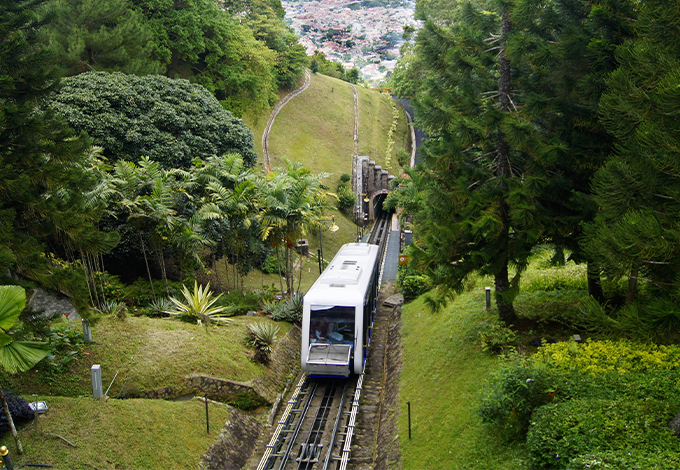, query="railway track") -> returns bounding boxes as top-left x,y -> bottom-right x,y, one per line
256,375 -> 363,470
256,215 -> 391,470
